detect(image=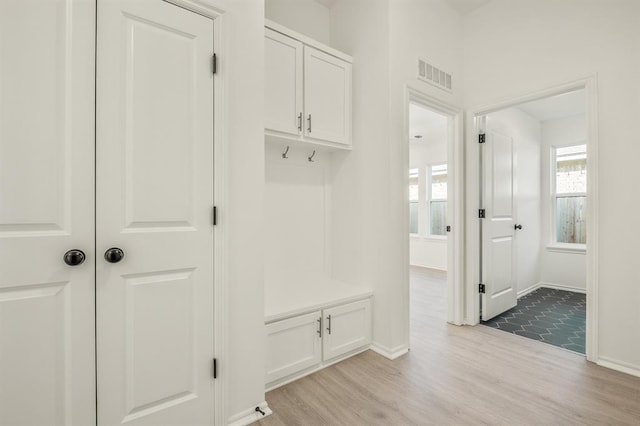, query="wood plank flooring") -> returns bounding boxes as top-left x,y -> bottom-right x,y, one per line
259,267 -> 640,425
